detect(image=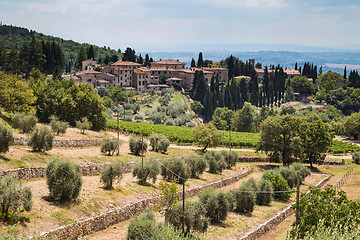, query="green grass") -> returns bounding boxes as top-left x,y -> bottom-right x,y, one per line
107,120 -> 259,148
51,211 -> 76,225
